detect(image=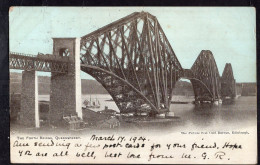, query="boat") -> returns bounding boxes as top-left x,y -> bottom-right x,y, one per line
213,99 -> 222,105
156,113 -> 166,118
84,96 -> 101,109
92,97 -> 101,108
166,112 -> 175,118
218,99 -> 222,104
